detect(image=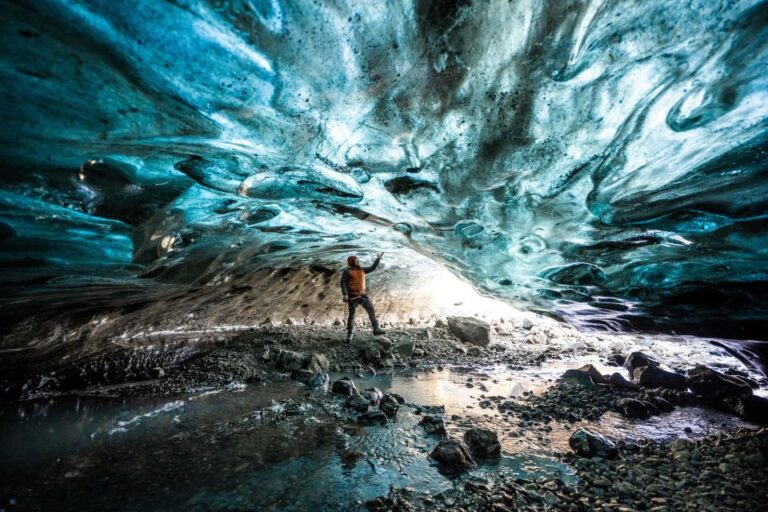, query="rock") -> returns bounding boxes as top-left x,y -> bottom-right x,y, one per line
464,428 -> 501,459
568,428 -> 617,459
429,439 -> 476,475
648,395 -> 675,412
562,364 -> 607,386
724,368 -> 760,388
358,339 -> 393,364
306,353 -> 330,373
633,365 -> 686,390
723,395 -> 768,425
434,318 -> 446,328
379,394 -> 400,418
359,345 -> 382,364
687,365 -> 752,398
415,405 -> 445,415
308,372 -> 329,392
669,438 -> 693,452
606,354 -> 626,367
390,393 -> 405,404
561,369 -> 595,387
624,352 -> 659,373
365,487 -> 415,512
331,377 -> 358,396
609,372 -> 639,390
521,318 -> 534,330
357,410 -> 388,426
150,367 -> 165,379
347,394 -> 371,412
419,415 -> 446,435
278,350 -> 307,372
290,369 -> 313,383
361,387 -> 384,404
394,340 -> 415,357
447,317 -> 490,347
617,397 -> 651,419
